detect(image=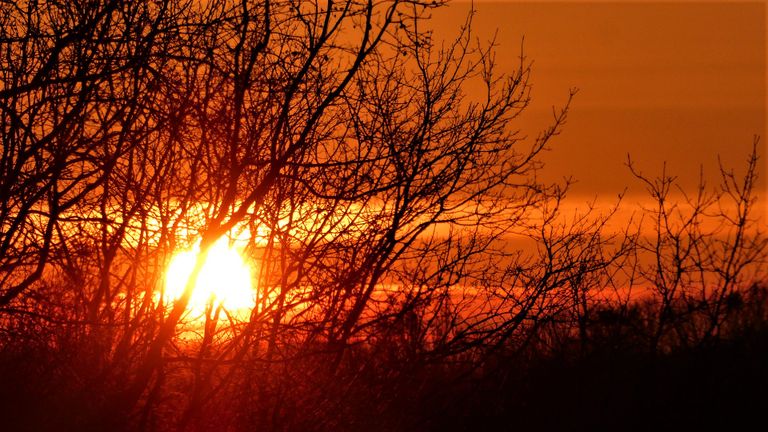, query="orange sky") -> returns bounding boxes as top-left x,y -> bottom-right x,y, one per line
431,1 -> 766,200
